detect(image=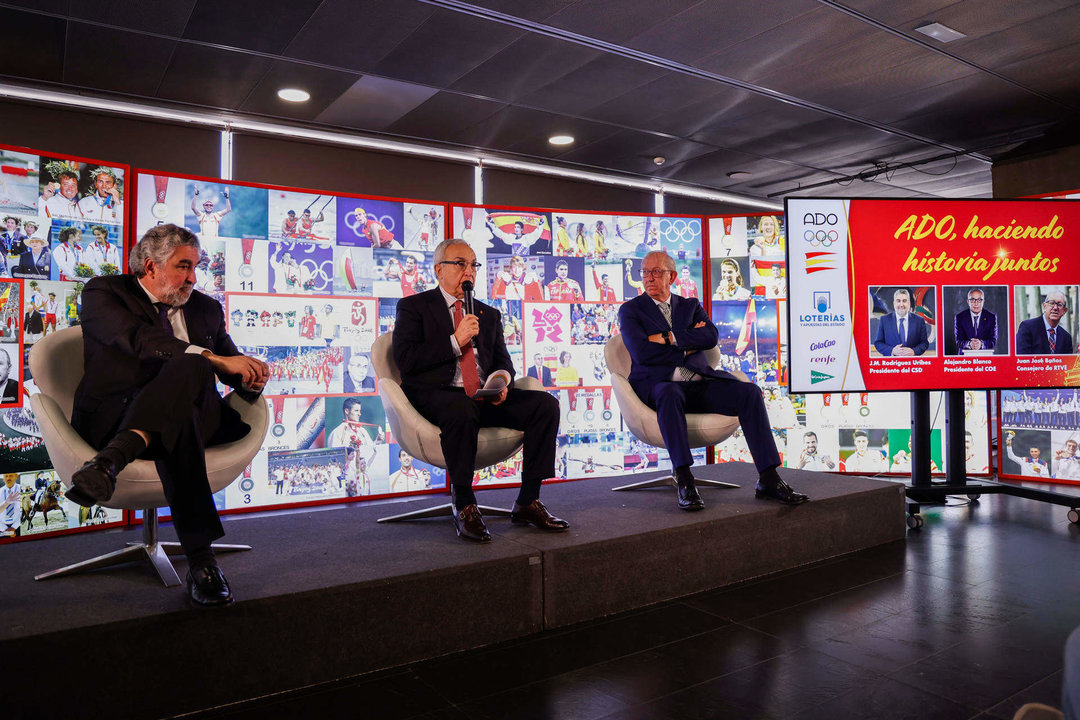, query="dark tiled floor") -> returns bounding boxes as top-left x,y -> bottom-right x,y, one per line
181,490 -> 1080,720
